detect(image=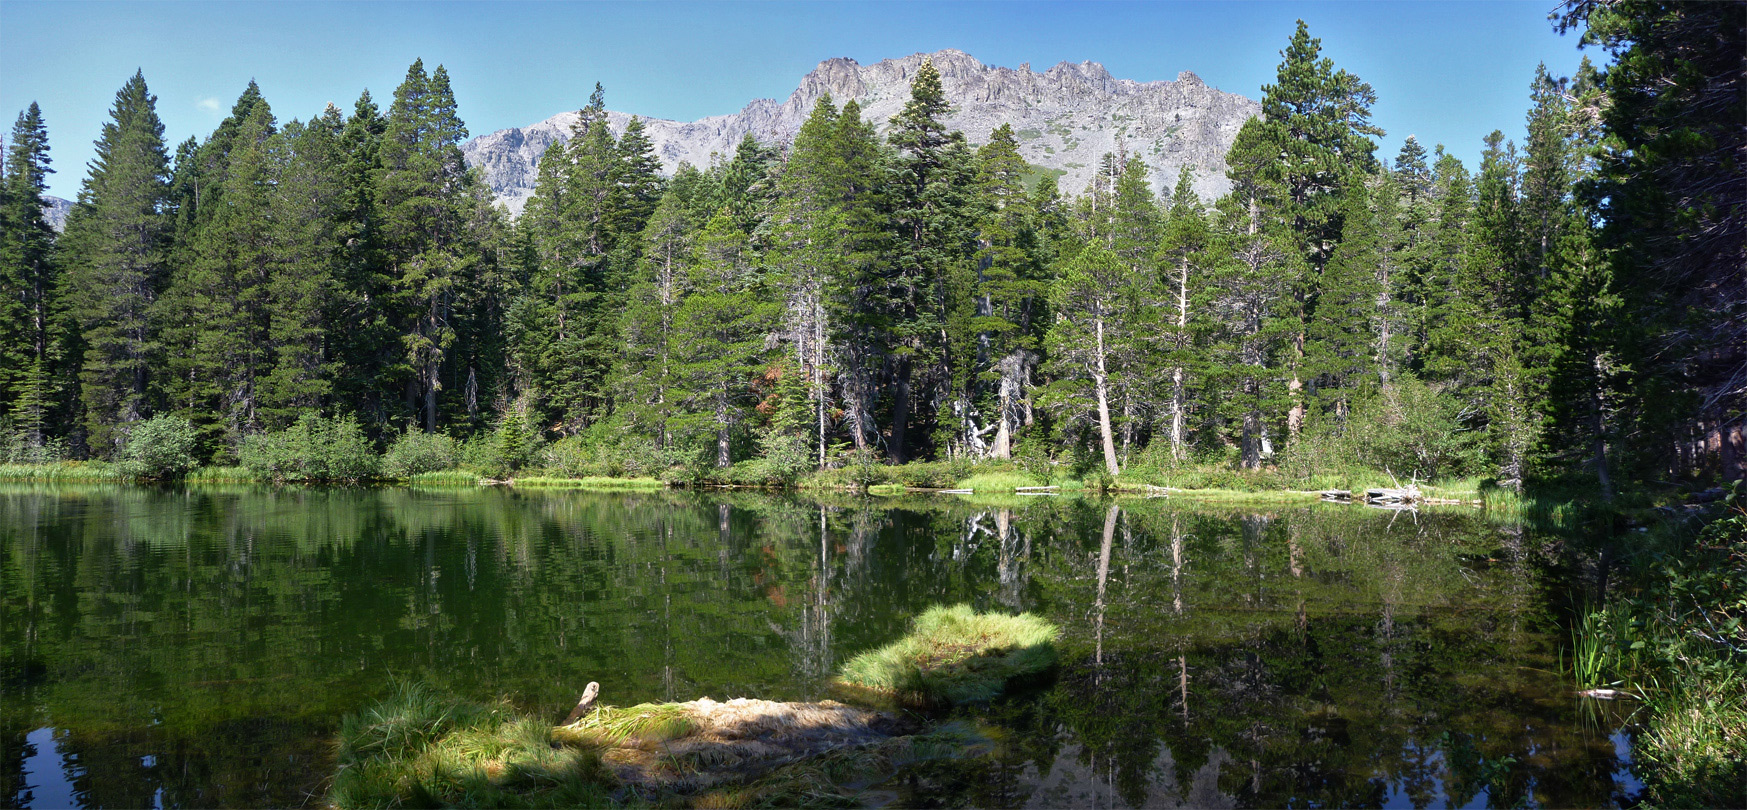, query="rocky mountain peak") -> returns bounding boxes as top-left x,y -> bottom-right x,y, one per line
462,49 -> 1260,217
